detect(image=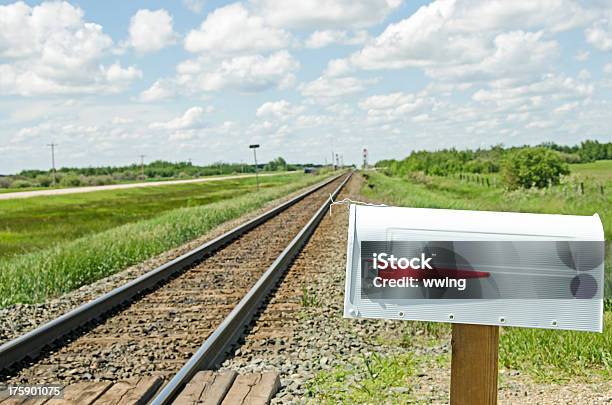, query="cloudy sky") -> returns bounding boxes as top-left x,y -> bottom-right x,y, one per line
1,0 -> 611,174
